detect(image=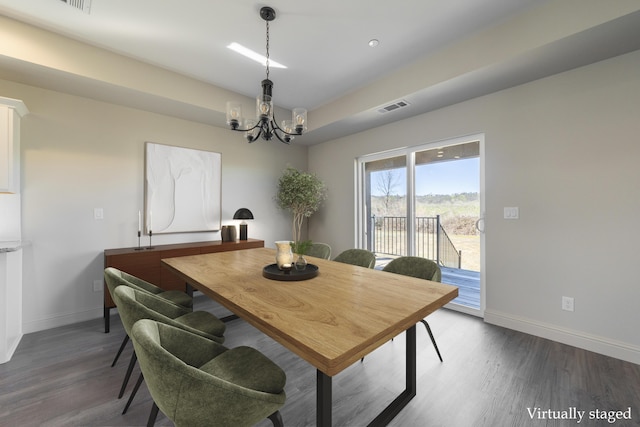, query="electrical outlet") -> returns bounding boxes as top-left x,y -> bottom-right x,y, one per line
93,280 -> 103,292
94,208 -> 104,220
562,296 -> 574,312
